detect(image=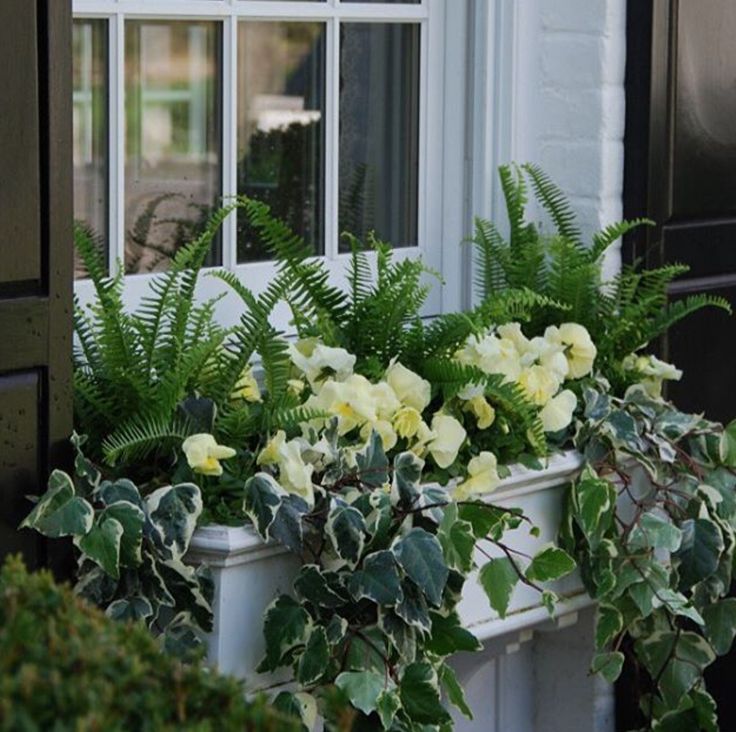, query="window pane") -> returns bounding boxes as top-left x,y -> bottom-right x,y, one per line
237,22 -> 325,262
339,23 -> 419,251
73,19 -> 108,278
125,21 -> 222,274
340,1 -> 420,4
